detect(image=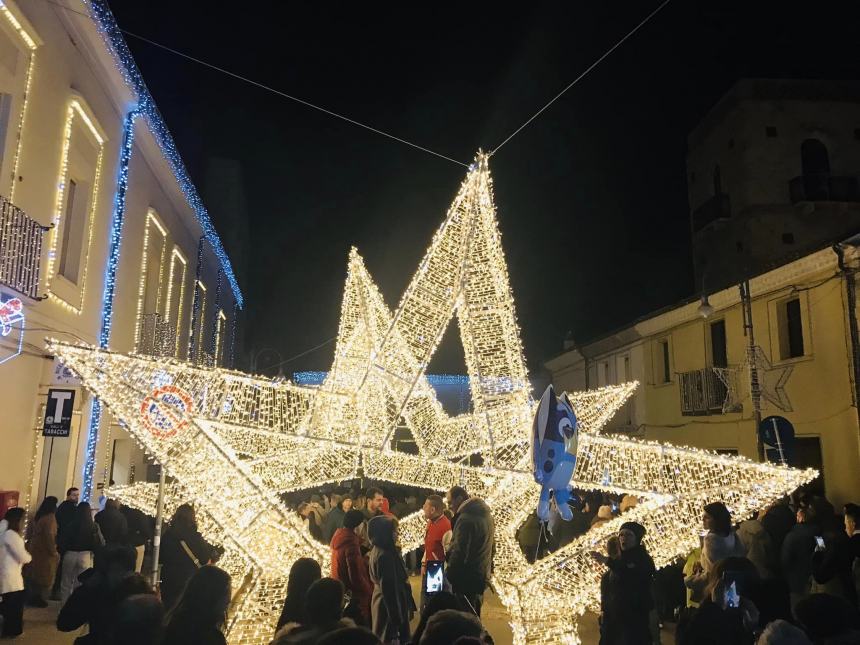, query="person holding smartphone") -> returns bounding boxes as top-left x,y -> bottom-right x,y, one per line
421,495 -> 451,609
